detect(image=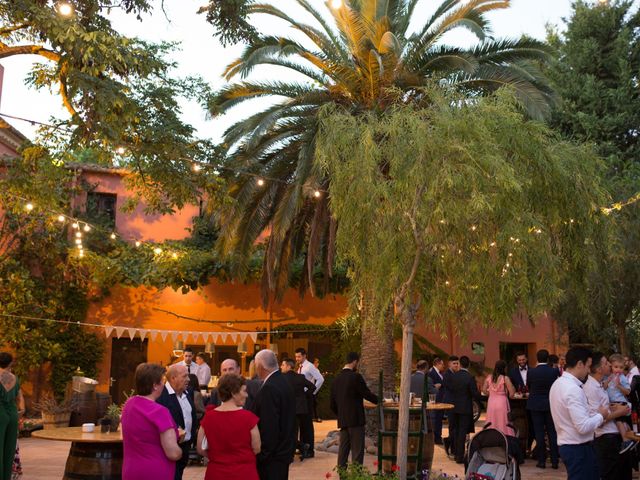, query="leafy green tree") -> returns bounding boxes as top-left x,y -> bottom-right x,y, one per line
210,0 -> 557,390
316,89 -> 607,478
547,0 -> 640,354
